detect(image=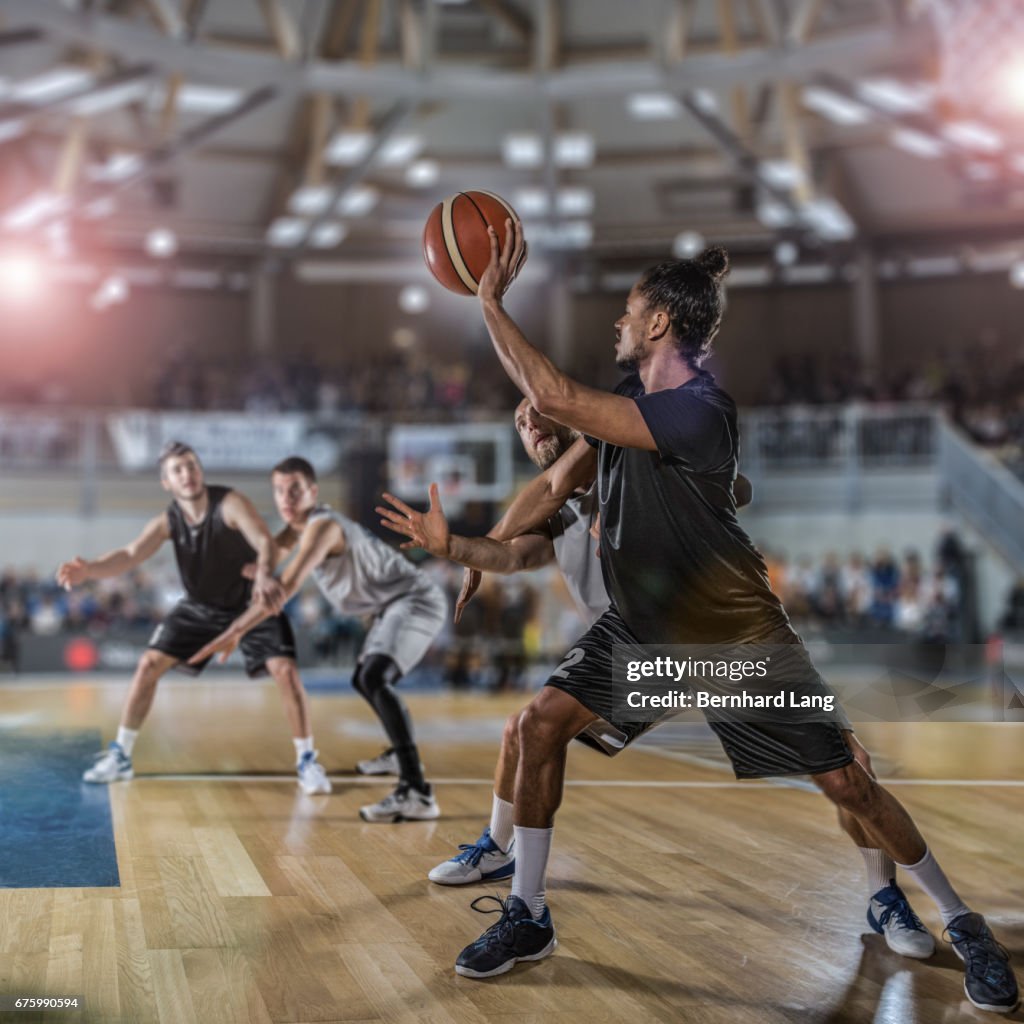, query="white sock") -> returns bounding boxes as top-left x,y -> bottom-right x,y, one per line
116,726 -> 138,756
510,825 -> 552,920
897,846 -> 971,925
293,736 -> 314,761
489,794 -> 515,853
860,847 -> 896,897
